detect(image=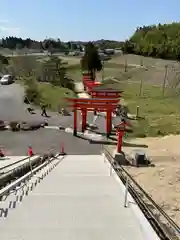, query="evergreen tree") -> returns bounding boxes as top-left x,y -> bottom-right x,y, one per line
81,42 -> 102,80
